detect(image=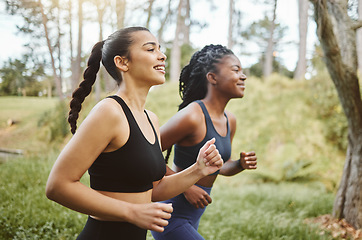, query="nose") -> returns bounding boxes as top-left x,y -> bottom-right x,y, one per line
240,72 -> 247,80
159,51 -> 167,61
